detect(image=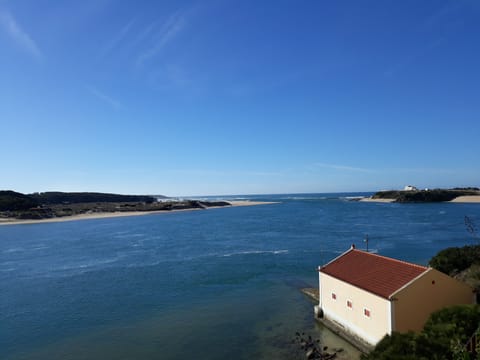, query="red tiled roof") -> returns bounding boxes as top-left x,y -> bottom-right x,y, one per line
320,248 -> 428,299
